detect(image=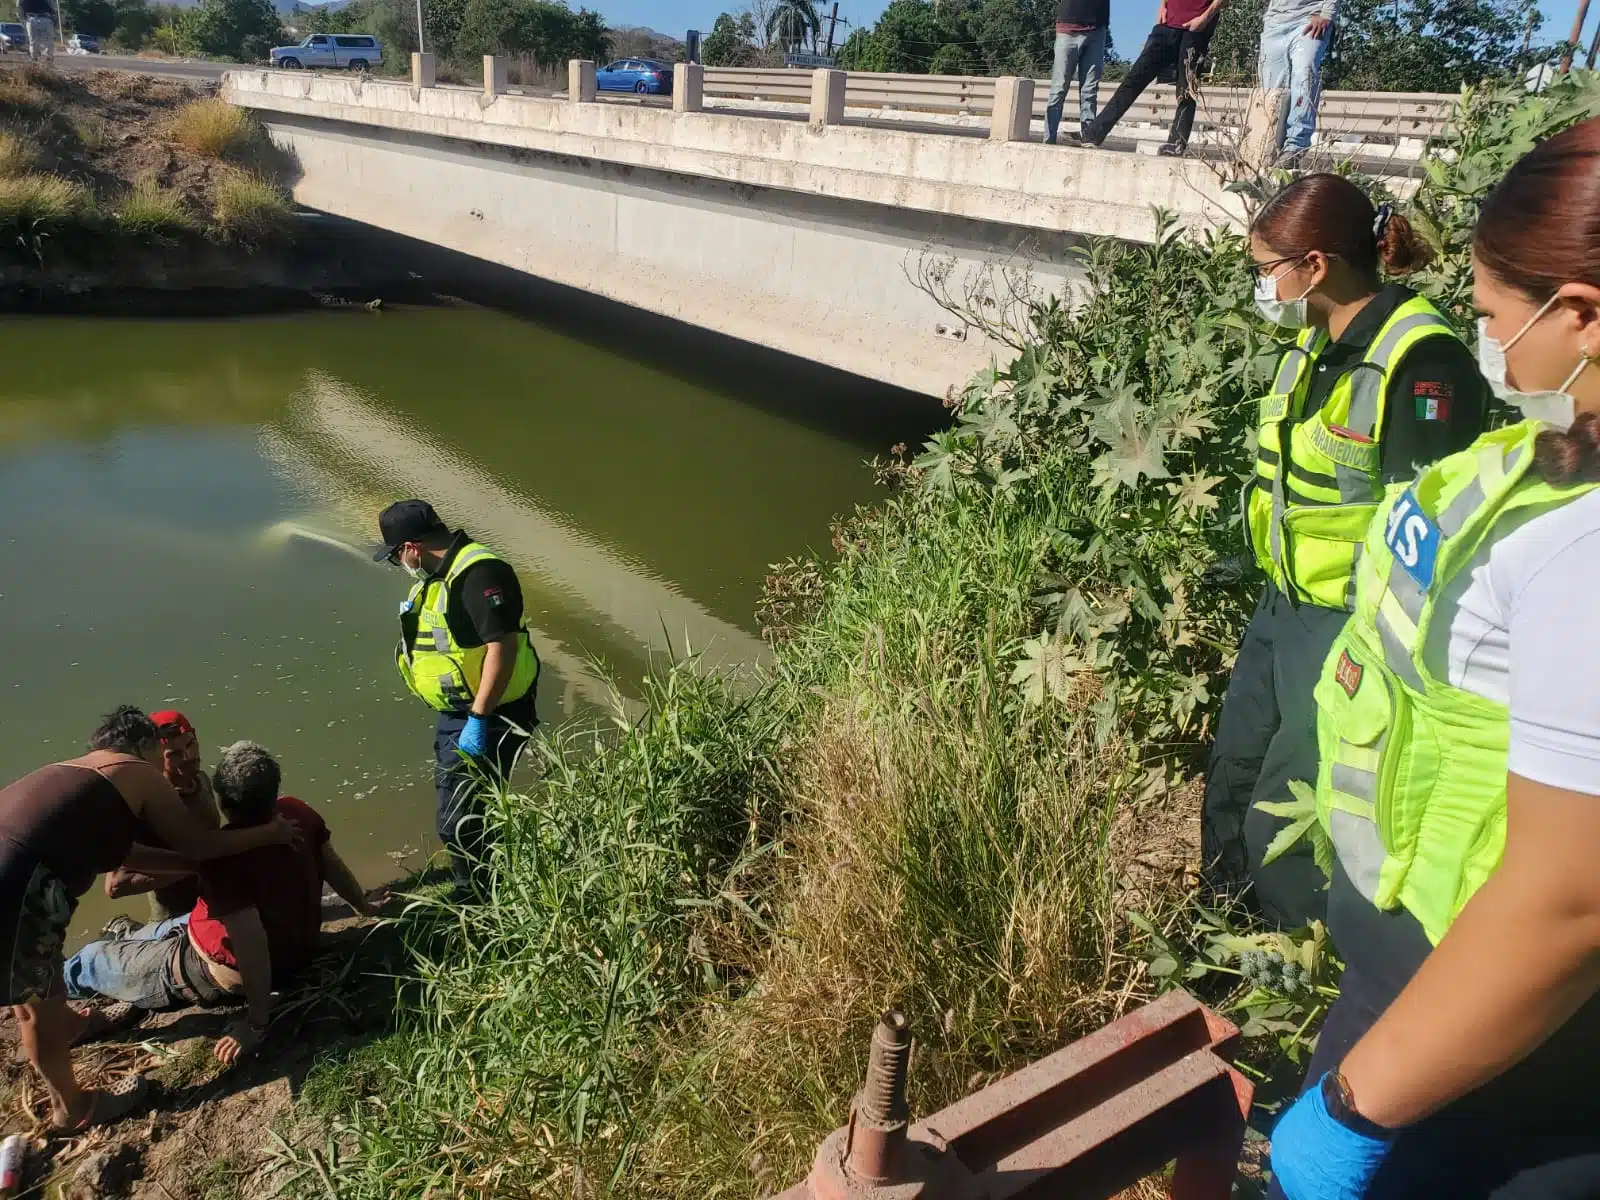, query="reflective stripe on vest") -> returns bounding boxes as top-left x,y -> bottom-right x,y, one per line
1313,421 -> 1597,944
1245,297 -> 1461,611
395,542 -> 540,713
